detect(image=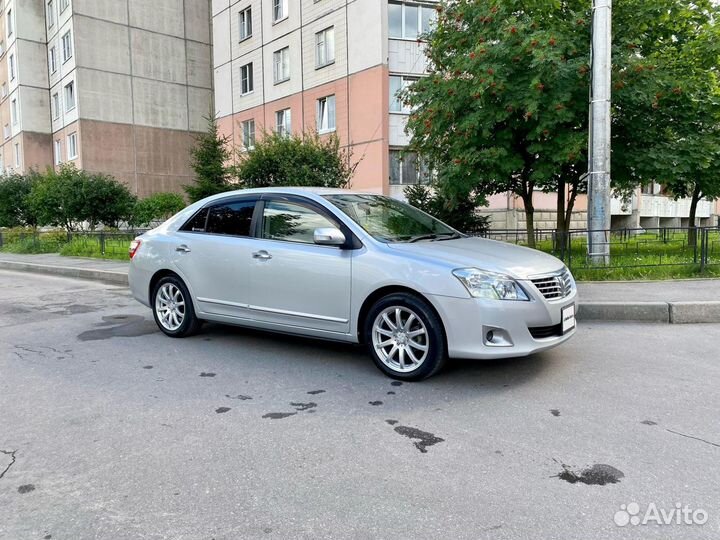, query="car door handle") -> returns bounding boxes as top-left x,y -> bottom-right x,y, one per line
252,250 -> 272,260
175,245 -> 191,253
